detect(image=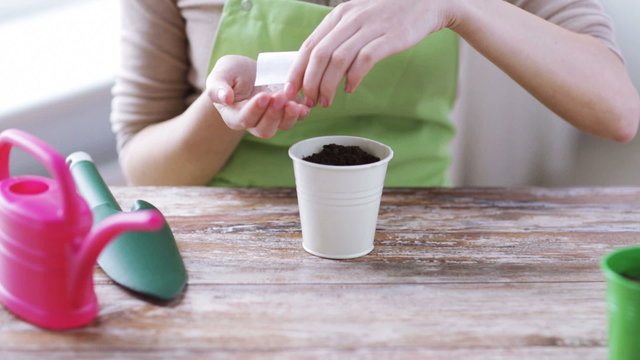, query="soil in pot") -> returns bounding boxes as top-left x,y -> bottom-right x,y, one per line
303,144 -> 380,166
